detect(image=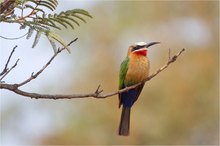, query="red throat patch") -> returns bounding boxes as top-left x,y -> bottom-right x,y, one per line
135,50 -> 147,56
